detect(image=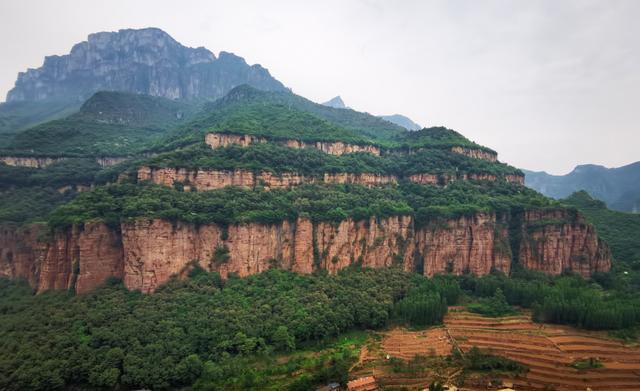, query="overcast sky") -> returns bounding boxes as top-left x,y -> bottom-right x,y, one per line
1,0 -> 638,174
